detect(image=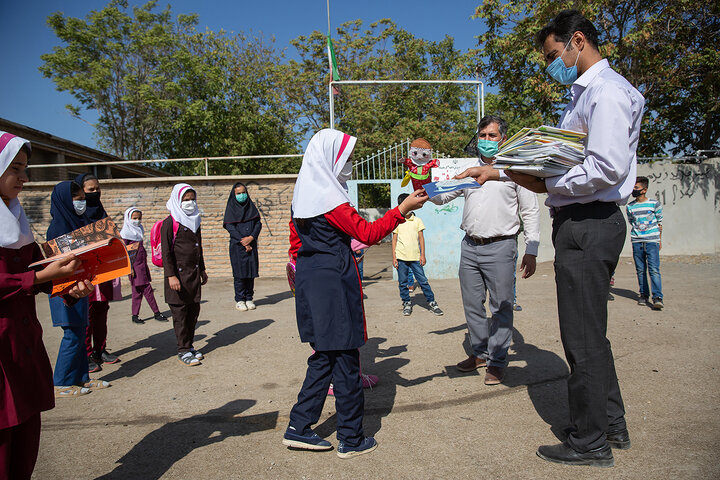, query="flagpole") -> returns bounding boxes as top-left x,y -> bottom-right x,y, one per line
327,0 -> 334,128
